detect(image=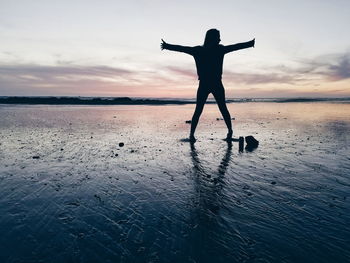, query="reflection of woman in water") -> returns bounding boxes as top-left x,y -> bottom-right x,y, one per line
161,29 -> 254,142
